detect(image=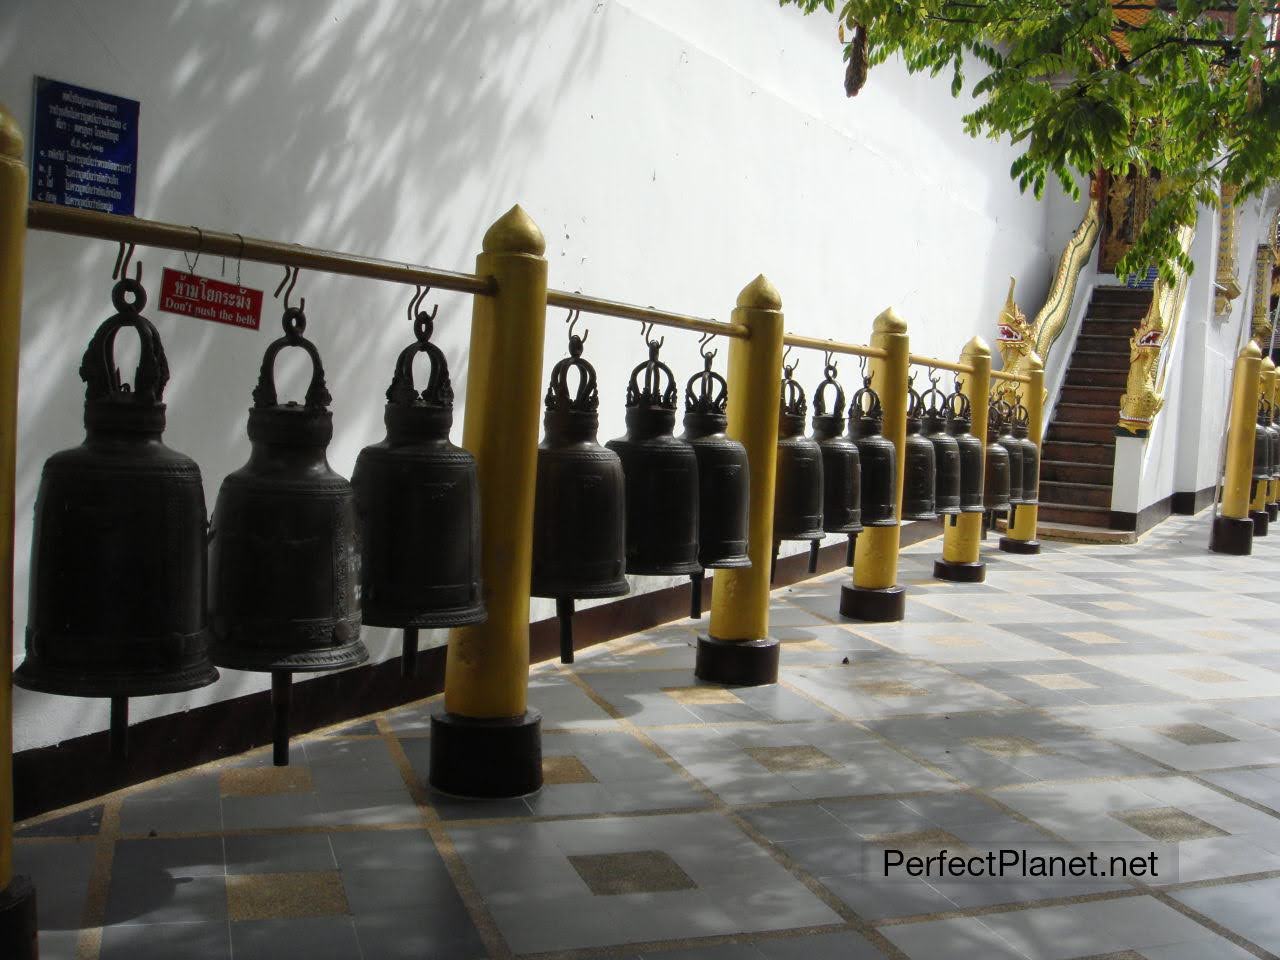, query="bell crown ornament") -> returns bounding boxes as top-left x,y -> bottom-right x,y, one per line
811,357 -> 846,441
383,294 -> 457,442
627,325 -> 679,410
80,269 -> 170,434
778,352 -> 808,437
684,338 -> 729,437
849,368 -> 885,438
919,374 -> 950,434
